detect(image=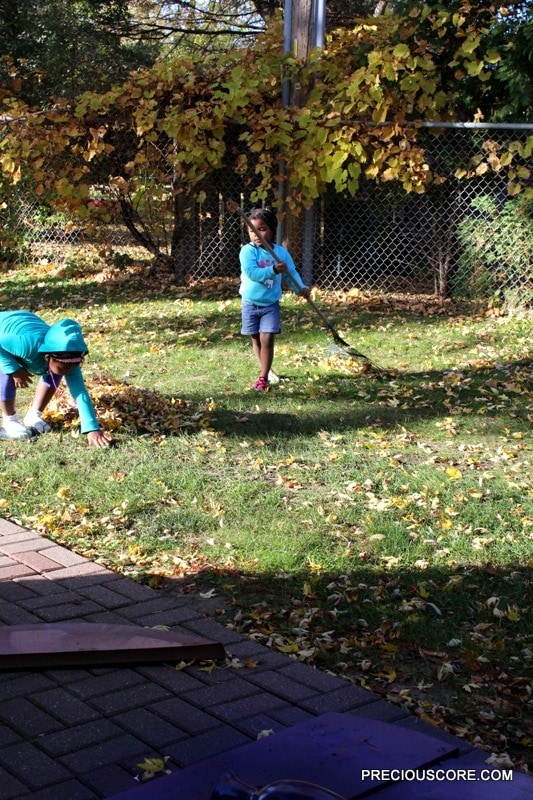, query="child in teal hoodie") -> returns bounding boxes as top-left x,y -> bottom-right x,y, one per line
239,208 -> 310,390
0,311 -> 111,446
